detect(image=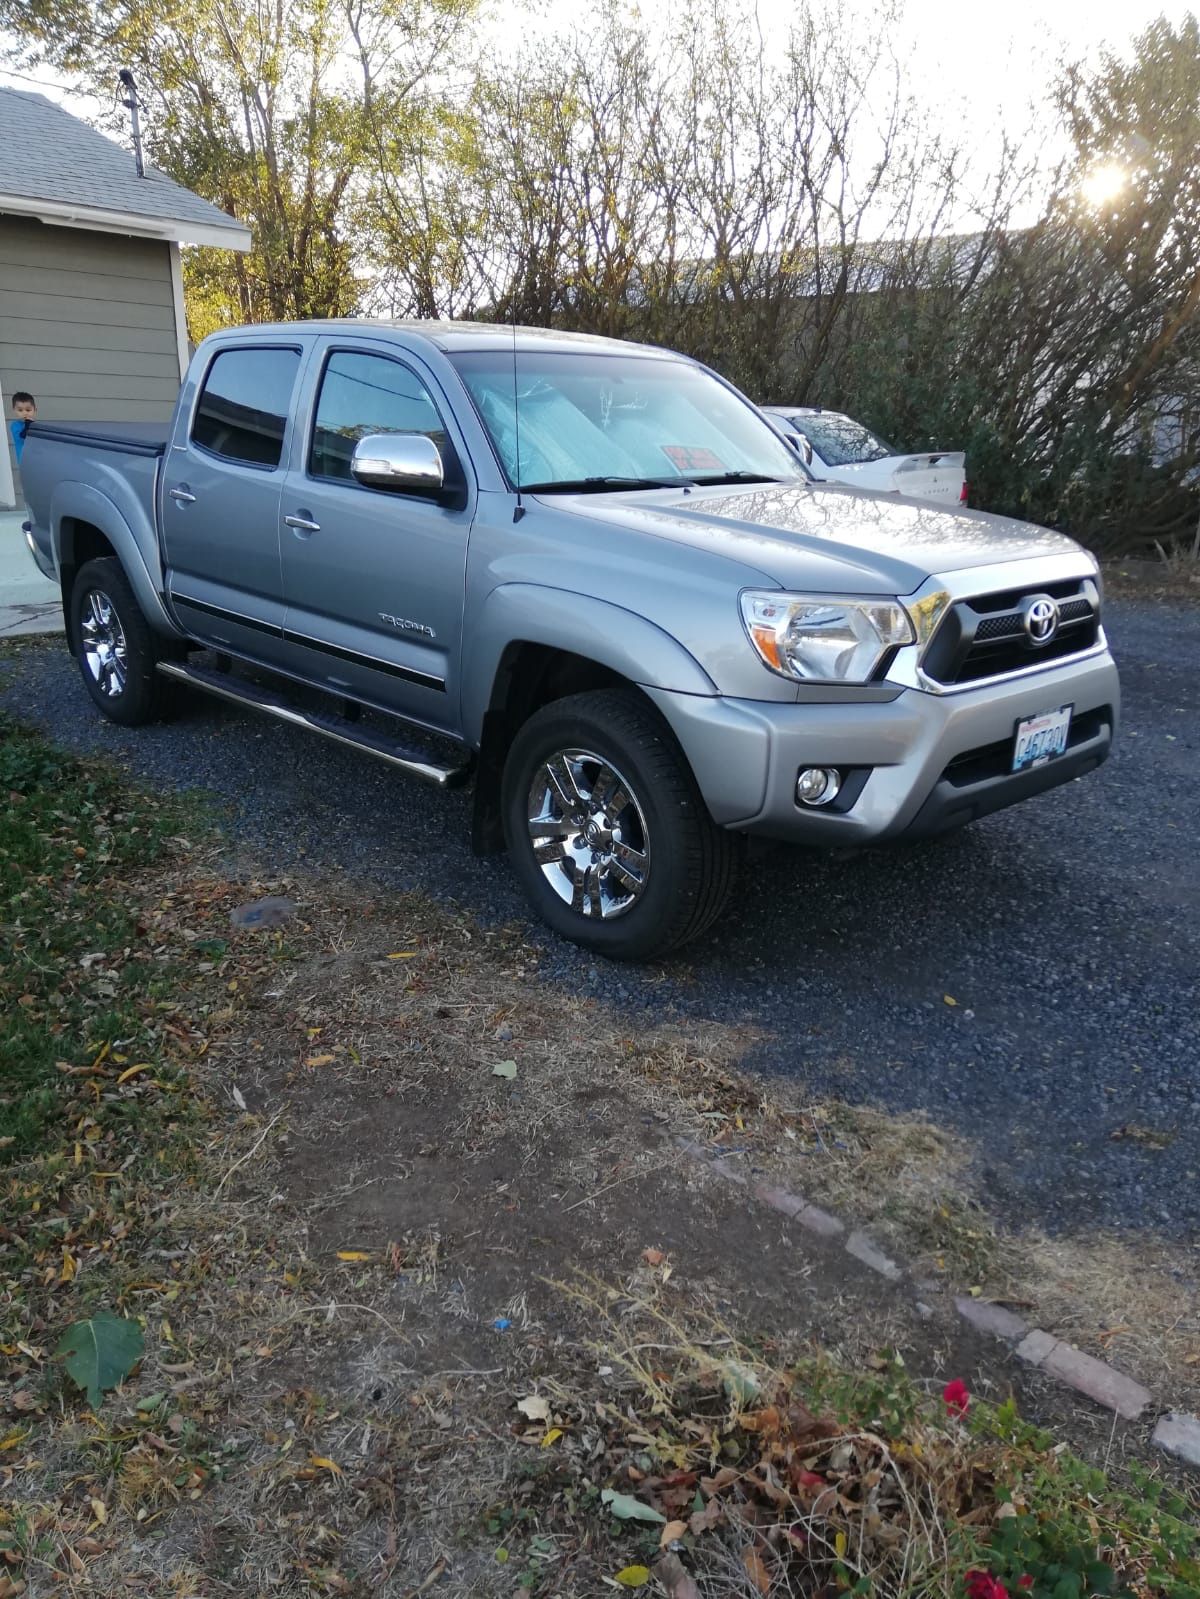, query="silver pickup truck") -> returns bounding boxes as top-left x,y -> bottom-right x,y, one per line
22,321 -> 1118,958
